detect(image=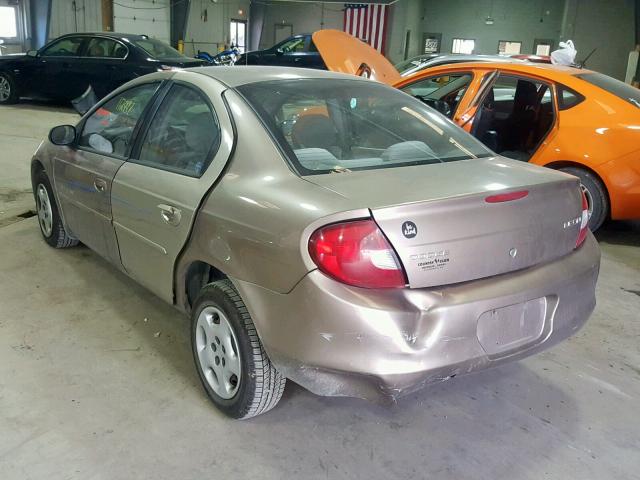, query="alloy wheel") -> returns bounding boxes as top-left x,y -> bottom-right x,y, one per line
36,184 -> 53,237
0,75 -> 10,102
195,306 -> 242,399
